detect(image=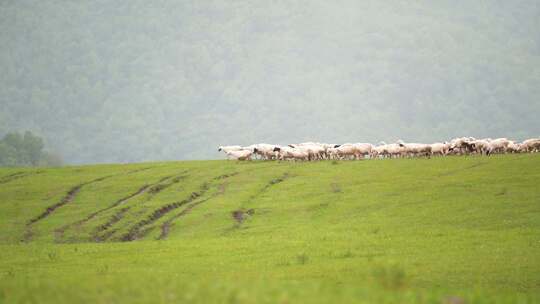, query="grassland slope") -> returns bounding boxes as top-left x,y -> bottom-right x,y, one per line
0,155 -> 539,303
